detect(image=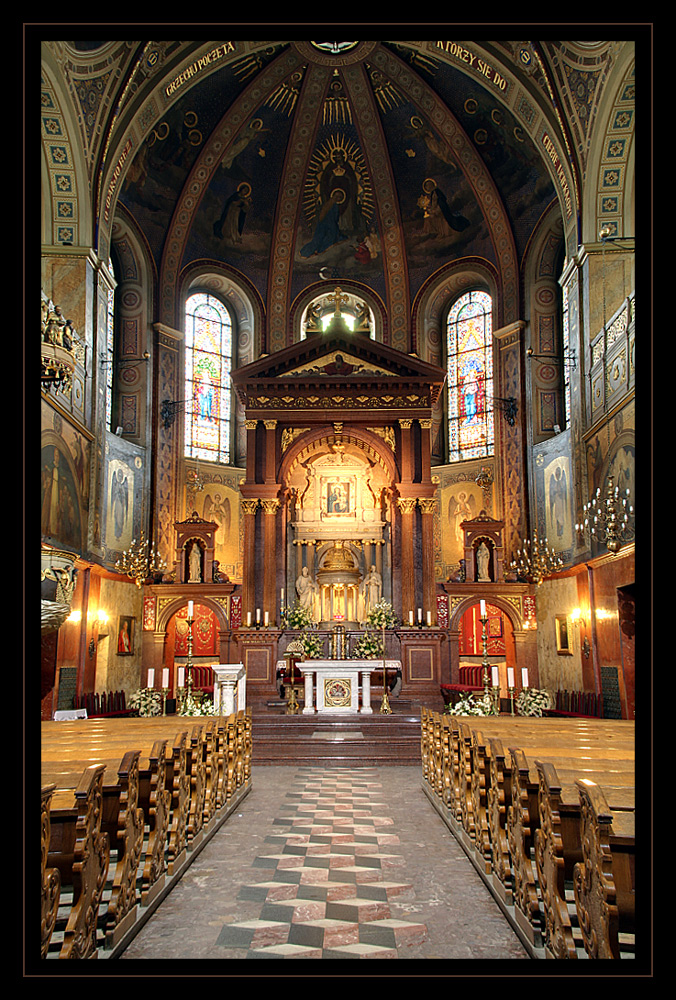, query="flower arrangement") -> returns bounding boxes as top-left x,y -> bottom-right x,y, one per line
515,687 -> 554,717
282,602 -> 316,631
446,692 -> 497,717
365,600 -> 398,630
351,629 -> 384,660
129,687 -> 163,717
300,630 -> 325,659
178,690 -> 215,716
